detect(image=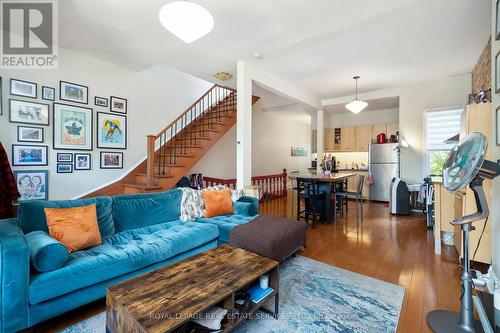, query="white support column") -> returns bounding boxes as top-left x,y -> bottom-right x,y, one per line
316,110 -> 324,171
236,61 -> 253,190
